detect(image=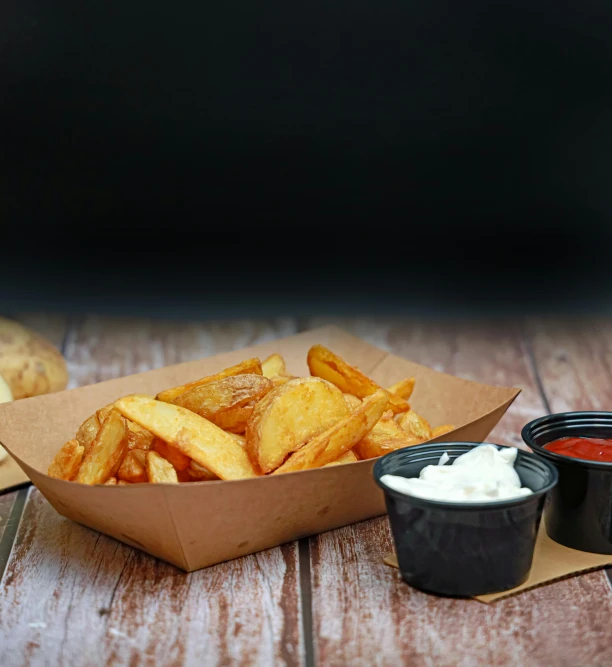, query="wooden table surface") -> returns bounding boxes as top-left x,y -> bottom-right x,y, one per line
1,314 -> 612,666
